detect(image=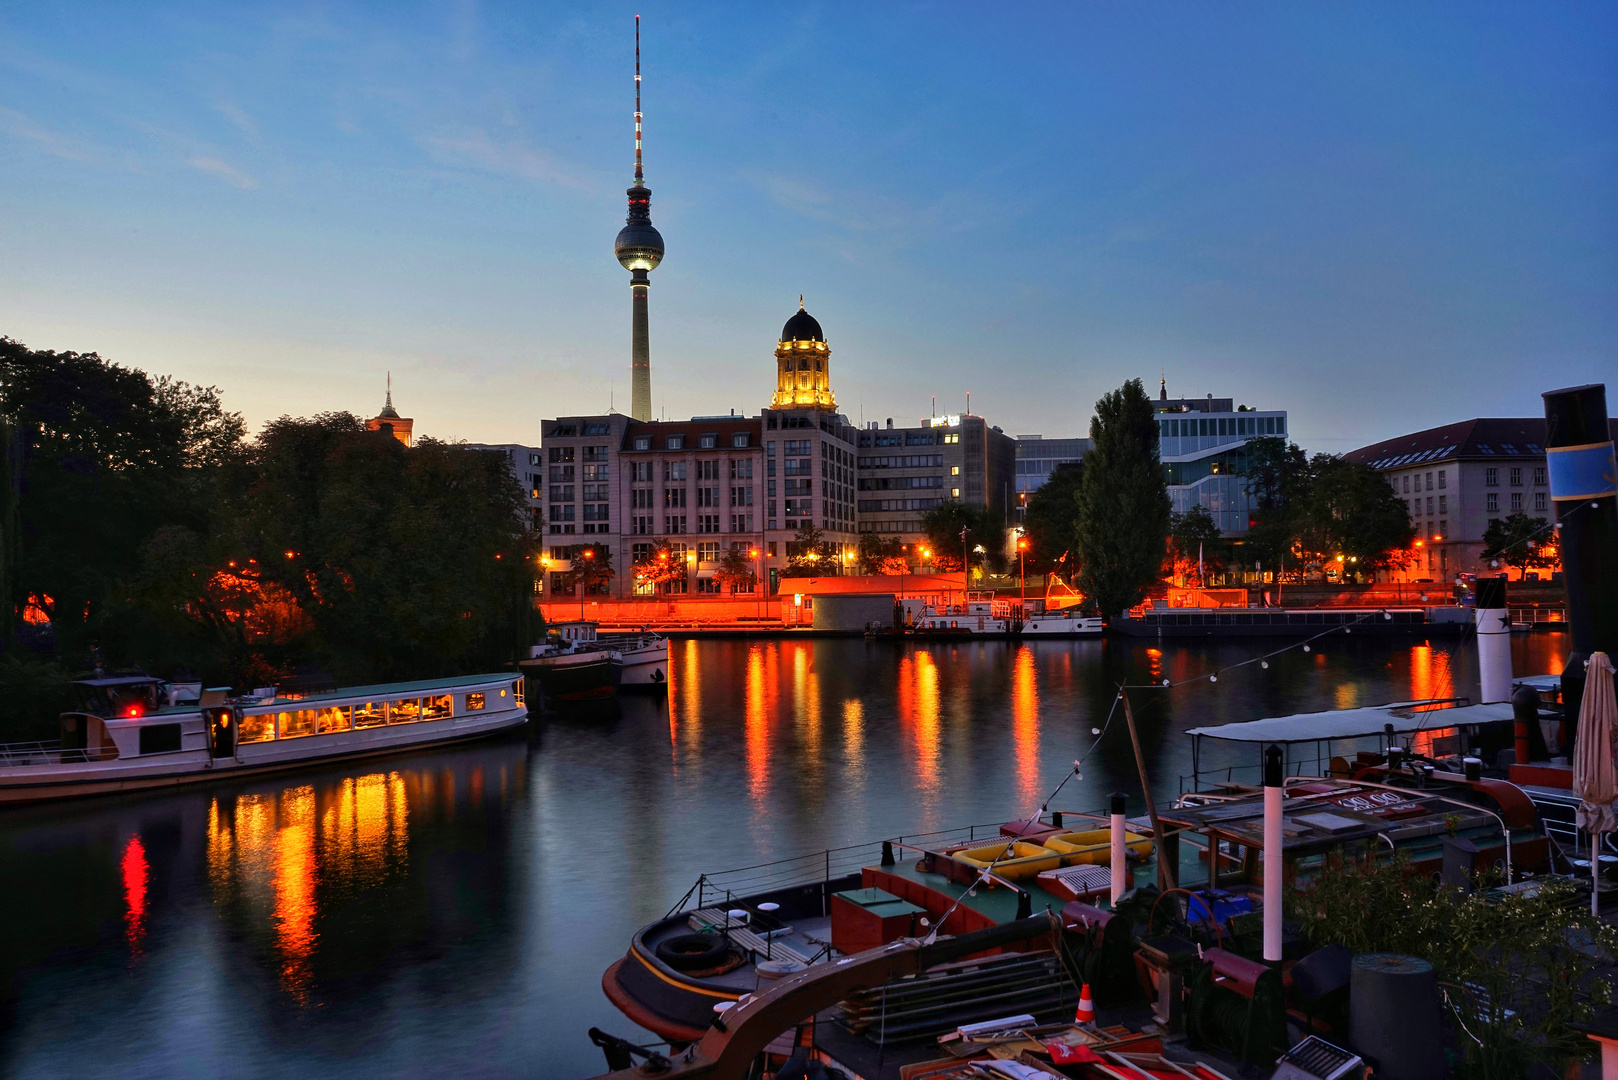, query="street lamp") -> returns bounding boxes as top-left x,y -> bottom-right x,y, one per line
750,547 -> 762,618
579,547 -> 594,620
1017,535 -> 1029,605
